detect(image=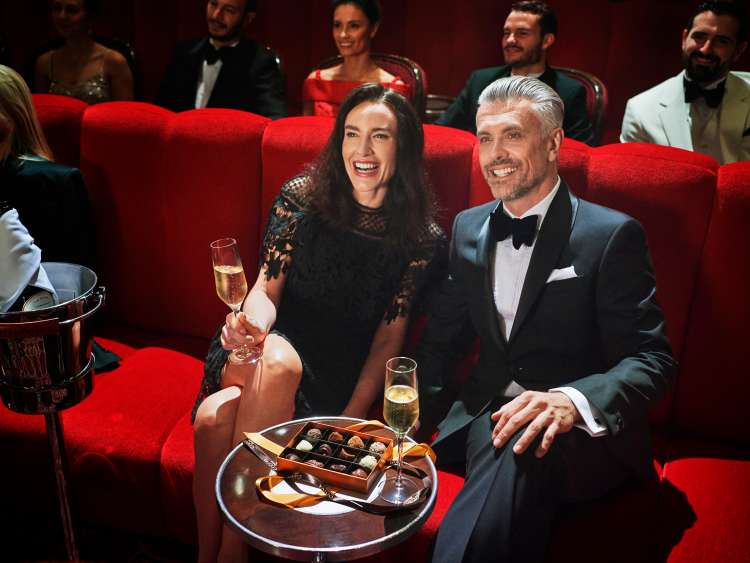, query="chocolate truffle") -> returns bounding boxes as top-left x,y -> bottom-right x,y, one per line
328,431 -> 344,443
284,453 -> 301,462
295,439 -> 313,452
306,428 -> 322,440
317,443 -> 333,456
369,441 -> 387,454
358,455 -> 378,471
338,448 -> 356,461
306,459 -> 325,468
347,436 -> 365,449
329,463 -> 347,472
351,468 -> 368,478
